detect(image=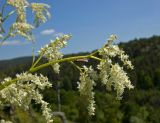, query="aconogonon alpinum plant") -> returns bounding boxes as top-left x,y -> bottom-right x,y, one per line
0,0 -> 134,122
